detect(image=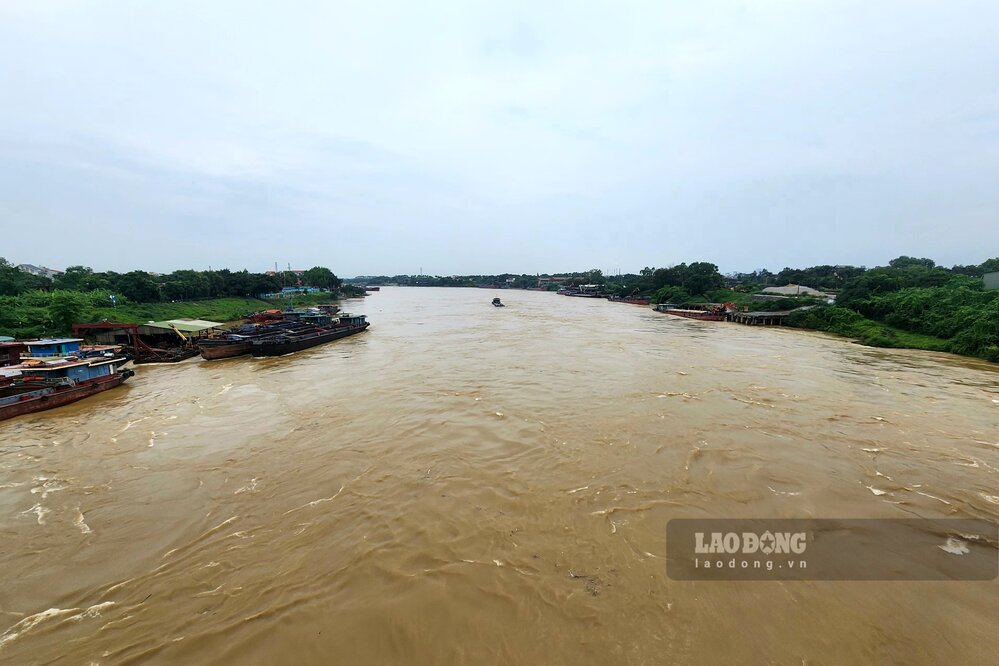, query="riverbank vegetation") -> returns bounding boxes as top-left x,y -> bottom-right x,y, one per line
0,292 -> 352,339
789,263 -> 999,361
0,259 -> 356,338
